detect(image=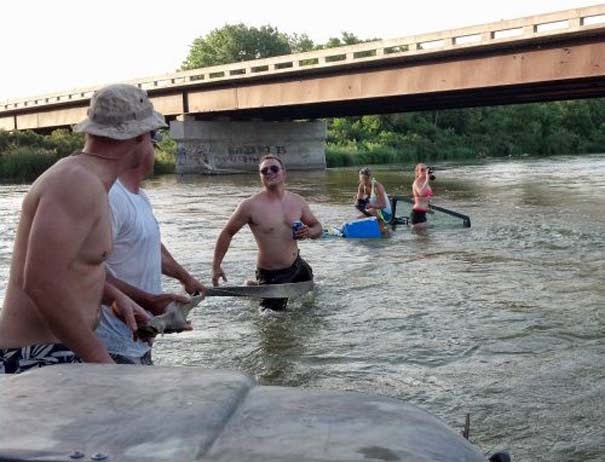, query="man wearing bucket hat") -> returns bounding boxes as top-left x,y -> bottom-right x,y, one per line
0,84 -> 167,373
